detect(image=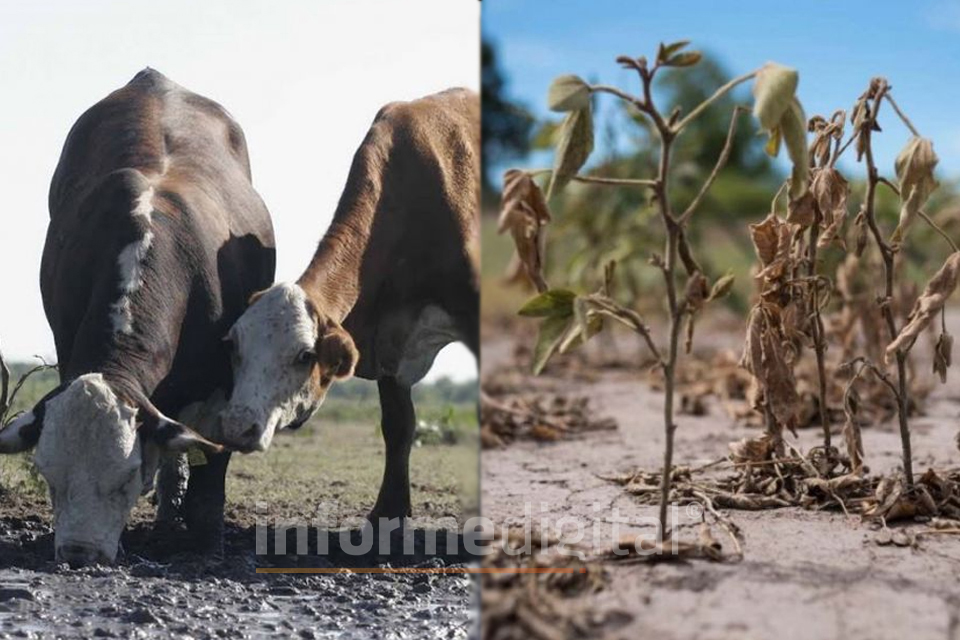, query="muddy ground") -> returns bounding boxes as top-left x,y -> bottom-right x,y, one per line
482,312 -> 960,640
0,419 -> 479,639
